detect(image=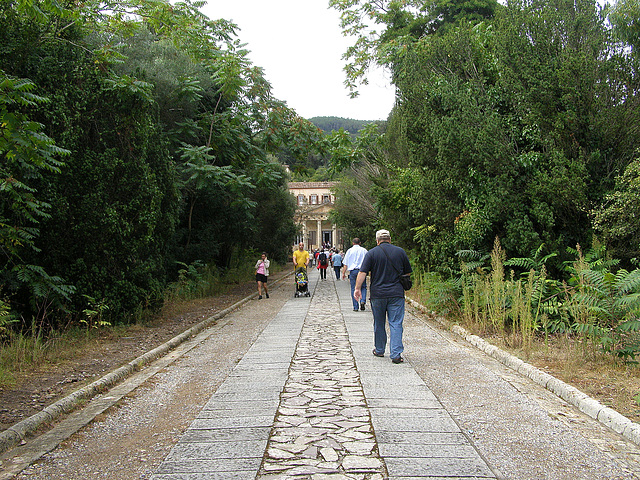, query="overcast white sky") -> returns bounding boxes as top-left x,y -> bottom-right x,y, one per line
201,0 -> 396,121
